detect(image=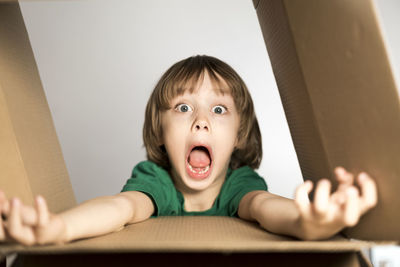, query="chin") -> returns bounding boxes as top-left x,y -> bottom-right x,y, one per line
181,174 -> 215,192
